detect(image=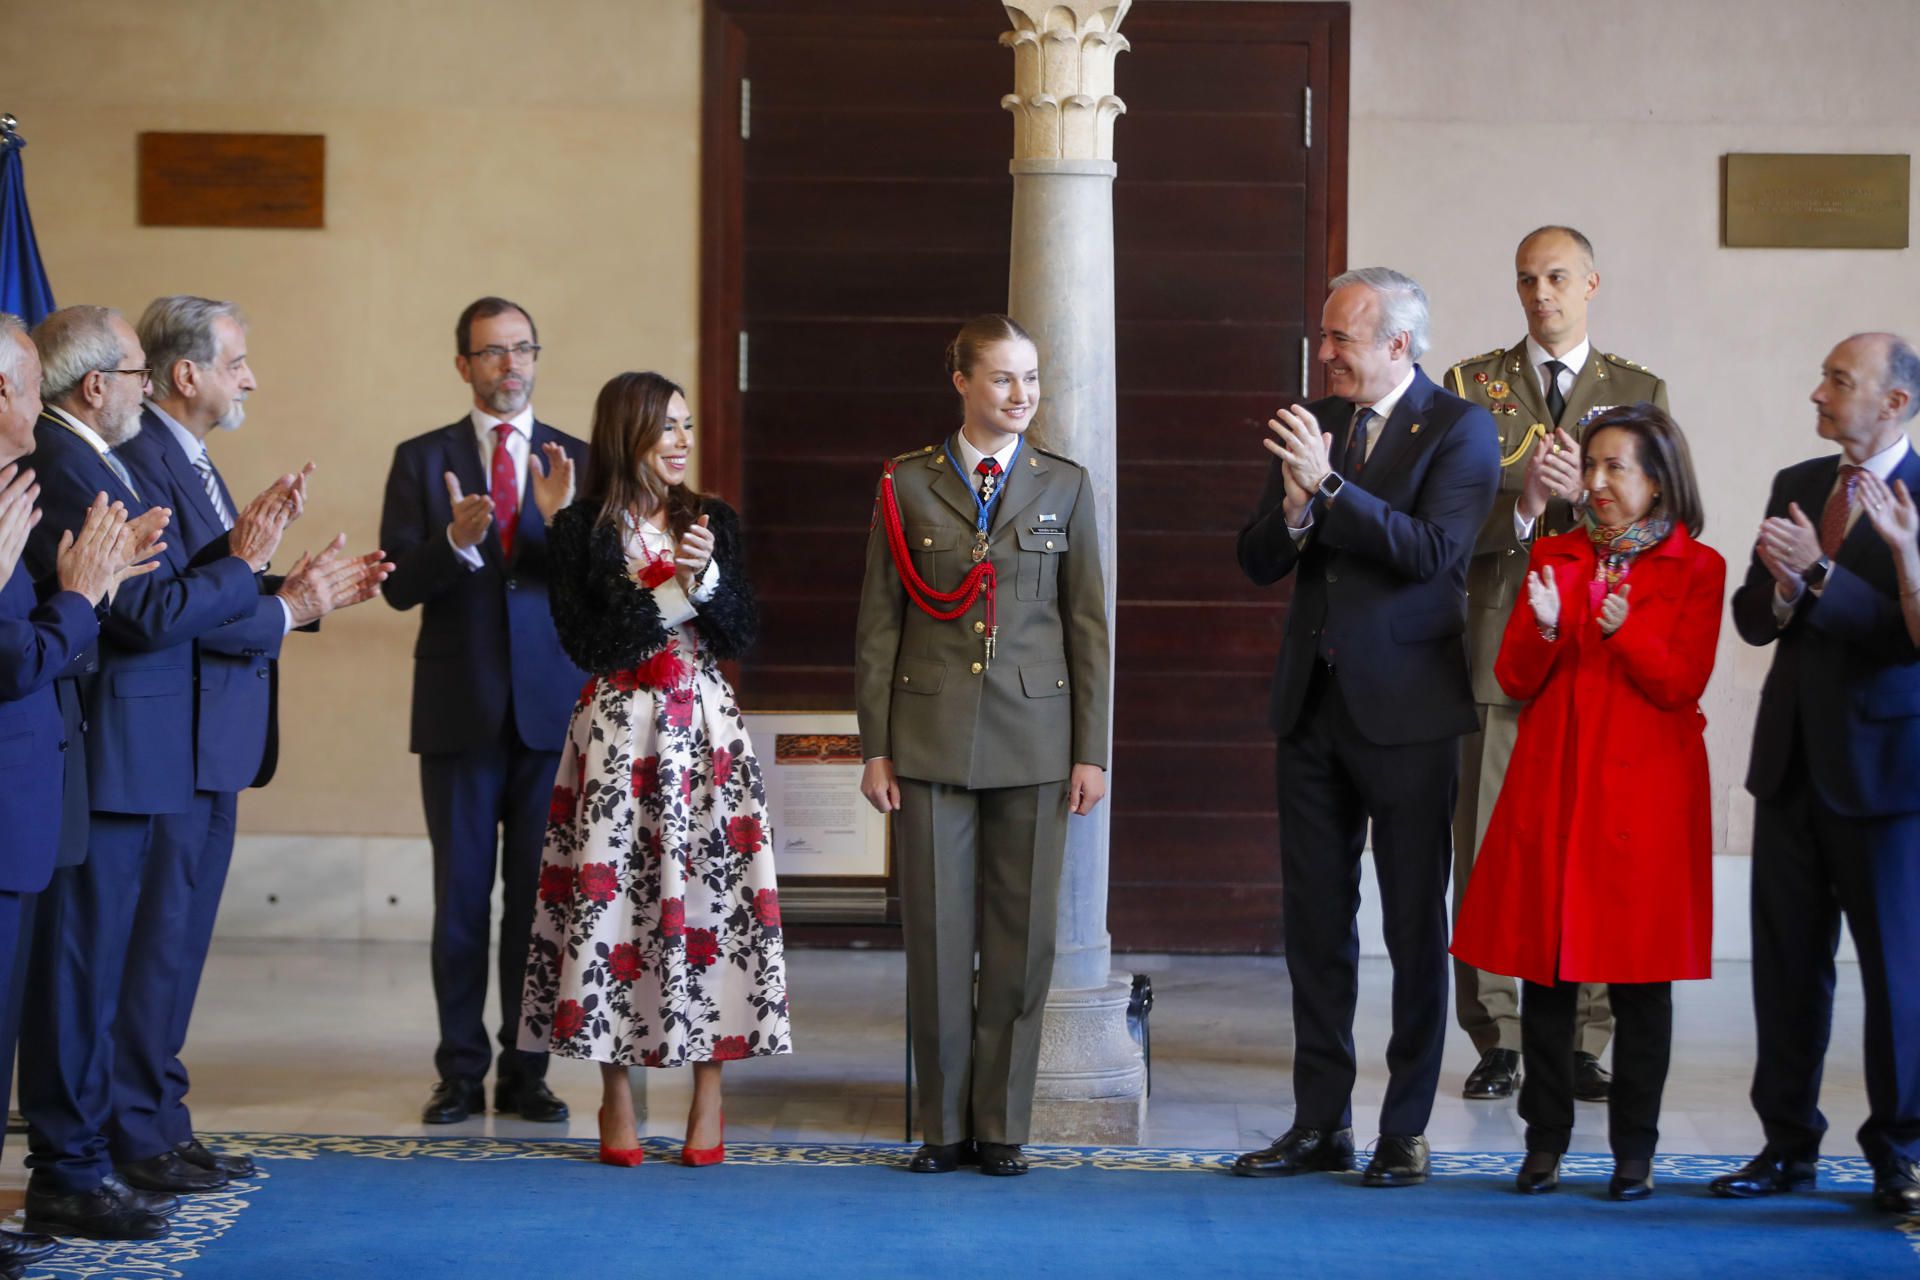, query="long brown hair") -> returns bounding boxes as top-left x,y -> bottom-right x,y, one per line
582,371 -> 705,540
